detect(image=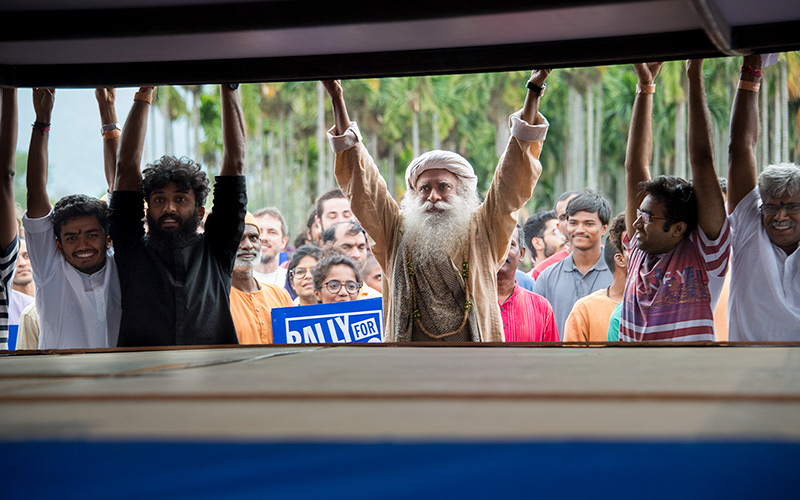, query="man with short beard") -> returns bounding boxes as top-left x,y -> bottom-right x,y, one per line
322,70 -> 551,341
109,85 -> 247,346
229,213 -> 293,344
252,207 -> 289,286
